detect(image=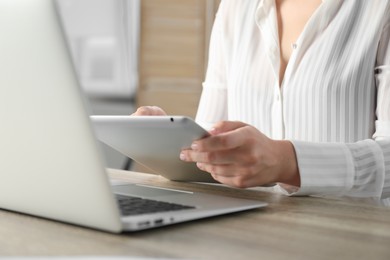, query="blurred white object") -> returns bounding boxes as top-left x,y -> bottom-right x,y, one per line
57,0 -> 140,98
